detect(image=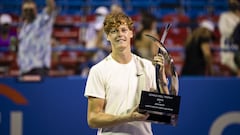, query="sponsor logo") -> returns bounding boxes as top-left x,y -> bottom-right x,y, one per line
0,84 -> 28,135
209,111 -> 240,135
